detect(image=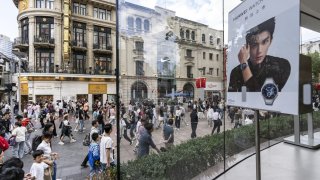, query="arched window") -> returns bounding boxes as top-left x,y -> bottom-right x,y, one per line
191,31 -> 195,41
183,83 -> 194,98
131,81 -> 148,100
180,28 -> 184,39
202,34 -> 205,43
127,16 -> 134,30
136,18 -> 142,31
144,20 -> 150,32
186,30 -> 190,39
